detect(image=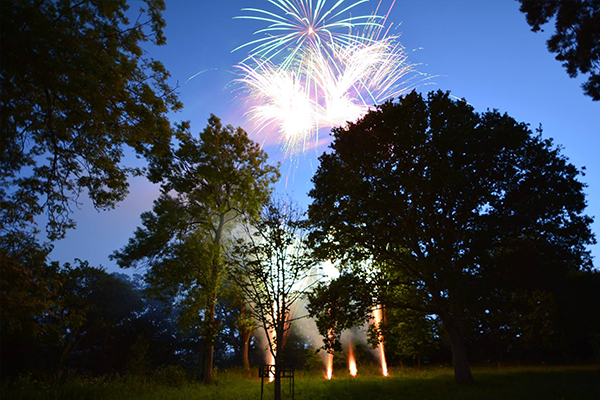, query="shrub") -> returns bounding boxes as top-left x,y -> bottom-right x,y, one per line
152,365 -> 187,387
